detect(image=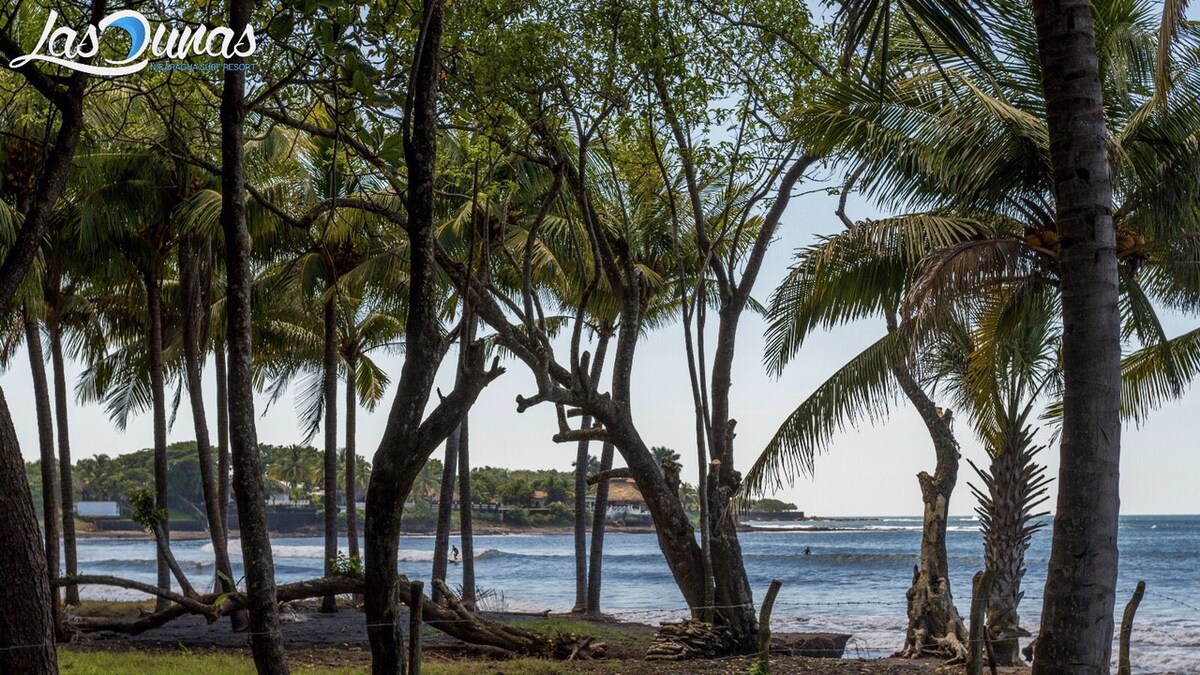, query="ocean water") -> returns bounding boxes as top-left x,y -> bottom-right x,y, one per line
71,515 -> 1199,673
